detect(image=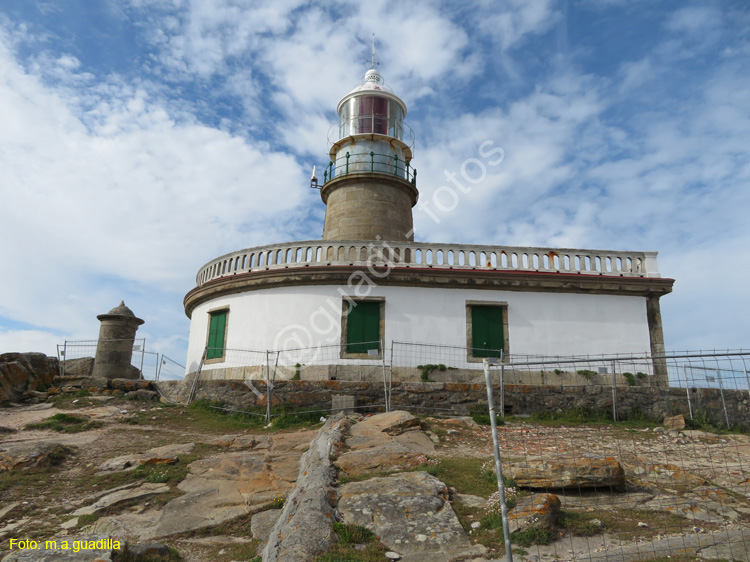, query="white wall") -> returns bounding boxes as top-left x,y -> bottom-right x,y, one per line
185,284 -> 650,374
